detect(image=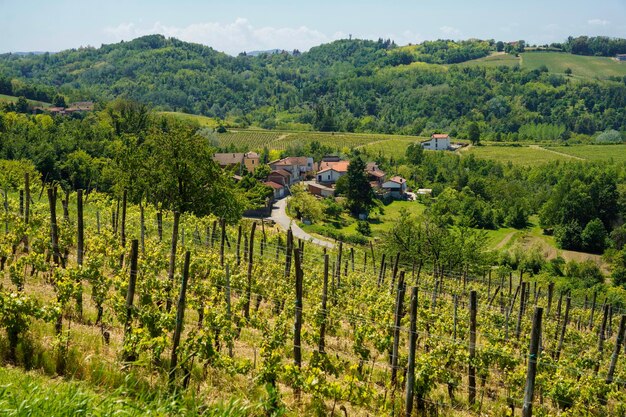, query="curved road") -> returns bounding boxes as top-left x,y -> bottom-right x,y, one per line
269,197 -> 335,249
